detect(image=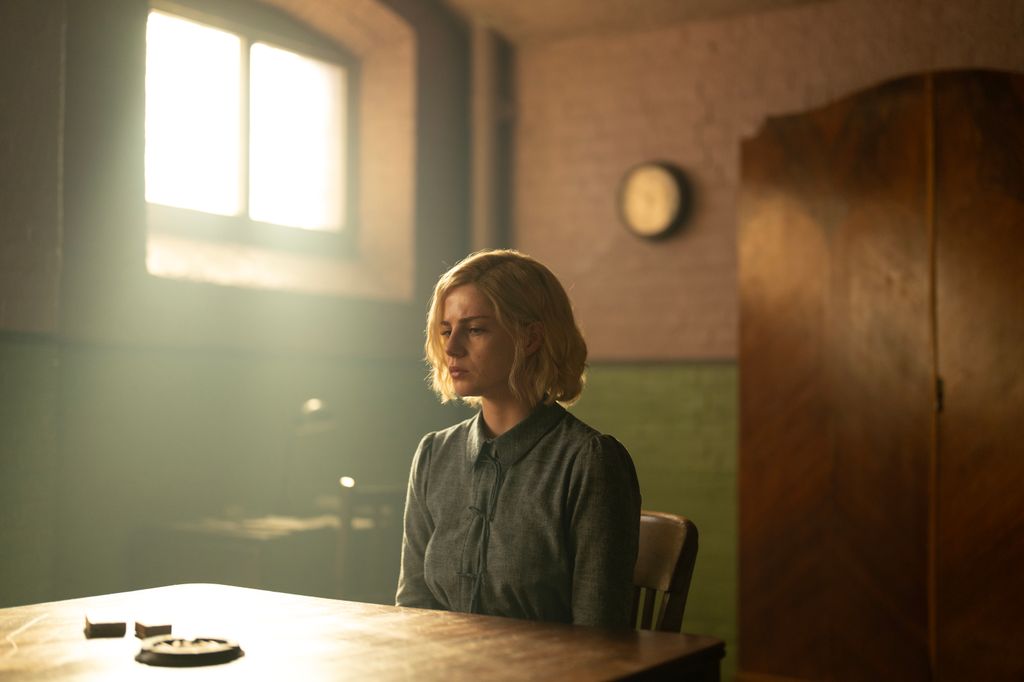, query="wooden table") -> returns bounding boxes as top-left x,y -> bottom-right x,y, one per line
0,583 -> 724,680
